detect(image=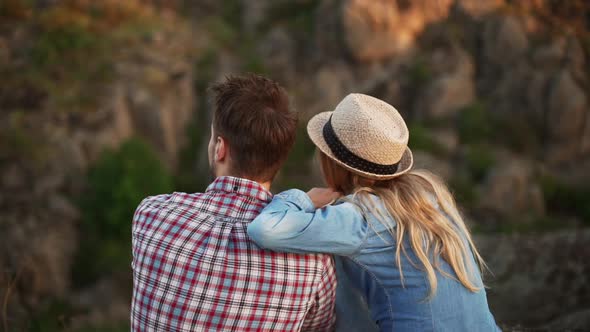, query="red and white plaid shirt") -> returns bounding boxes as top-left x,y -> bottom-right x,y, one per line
131,176 -> 336,331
